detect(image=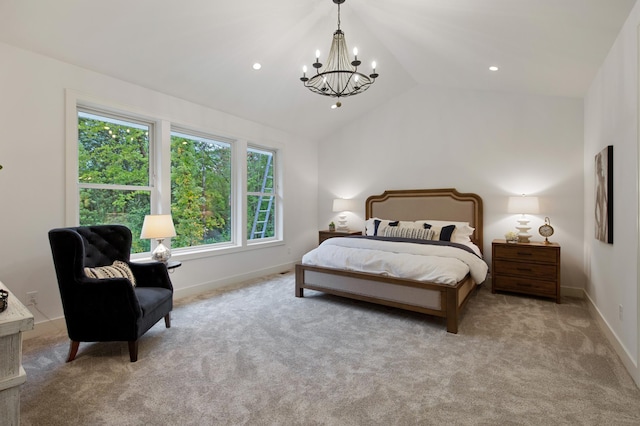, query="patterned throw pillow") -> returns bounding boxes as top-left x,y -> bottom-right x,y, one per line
84,260 -> 136,286
383,226 -> 435,240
